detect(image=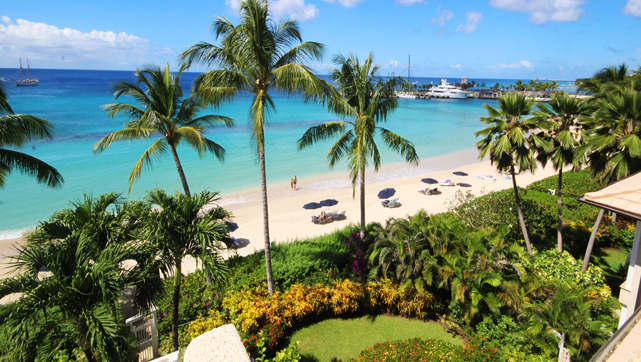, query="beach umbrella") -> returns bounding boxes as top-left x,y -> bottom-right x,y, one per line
421,178 -> 438,184
319,199 -> 338,207
377,188 -> 396,199
453,171 -> 468,186
303,202 -> 322,210
225,222 -> 239,232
